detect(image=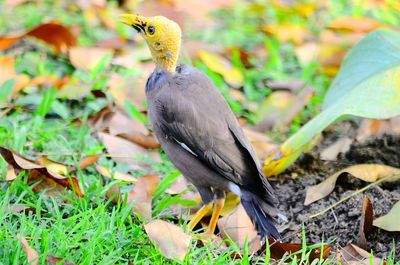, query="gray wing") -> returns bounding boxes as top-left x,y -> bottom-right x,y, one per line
150,68 -> 275,201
